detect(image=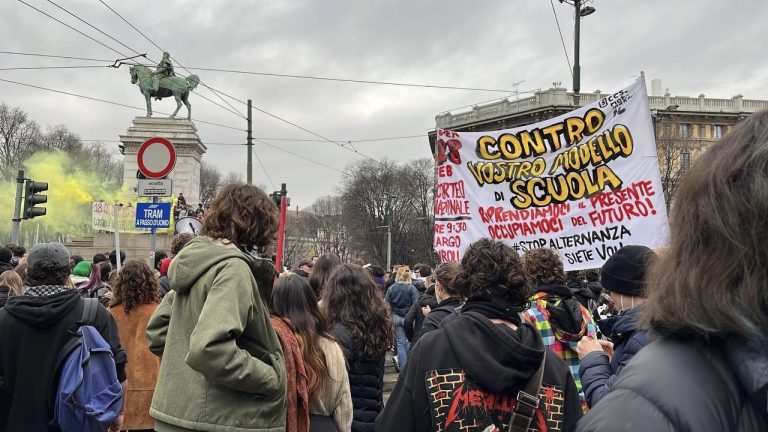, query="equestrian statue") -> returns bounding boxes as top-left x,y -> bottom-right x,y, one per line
129,52 -> 200,119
